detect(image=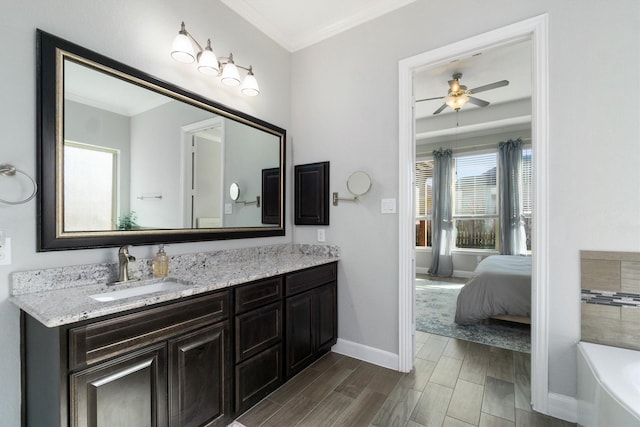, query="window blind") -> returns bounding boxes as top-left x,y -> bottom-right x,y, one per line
454,153 -> 497,216
415,159 -> 434,217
